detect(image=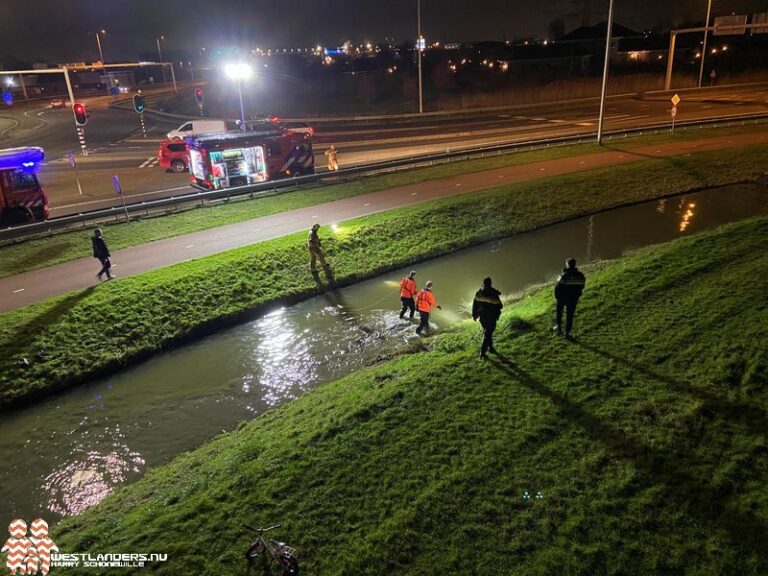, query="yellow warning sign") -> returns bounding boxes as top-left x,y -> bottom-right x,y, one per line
671,94 -> 681,106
